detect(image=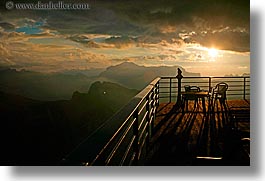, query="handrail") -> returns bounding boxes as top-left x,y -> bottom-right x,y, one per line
159,76 -> 250,103
63,77 -> 160,165
161,76 -> 250,79
63,73 -> 250,165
